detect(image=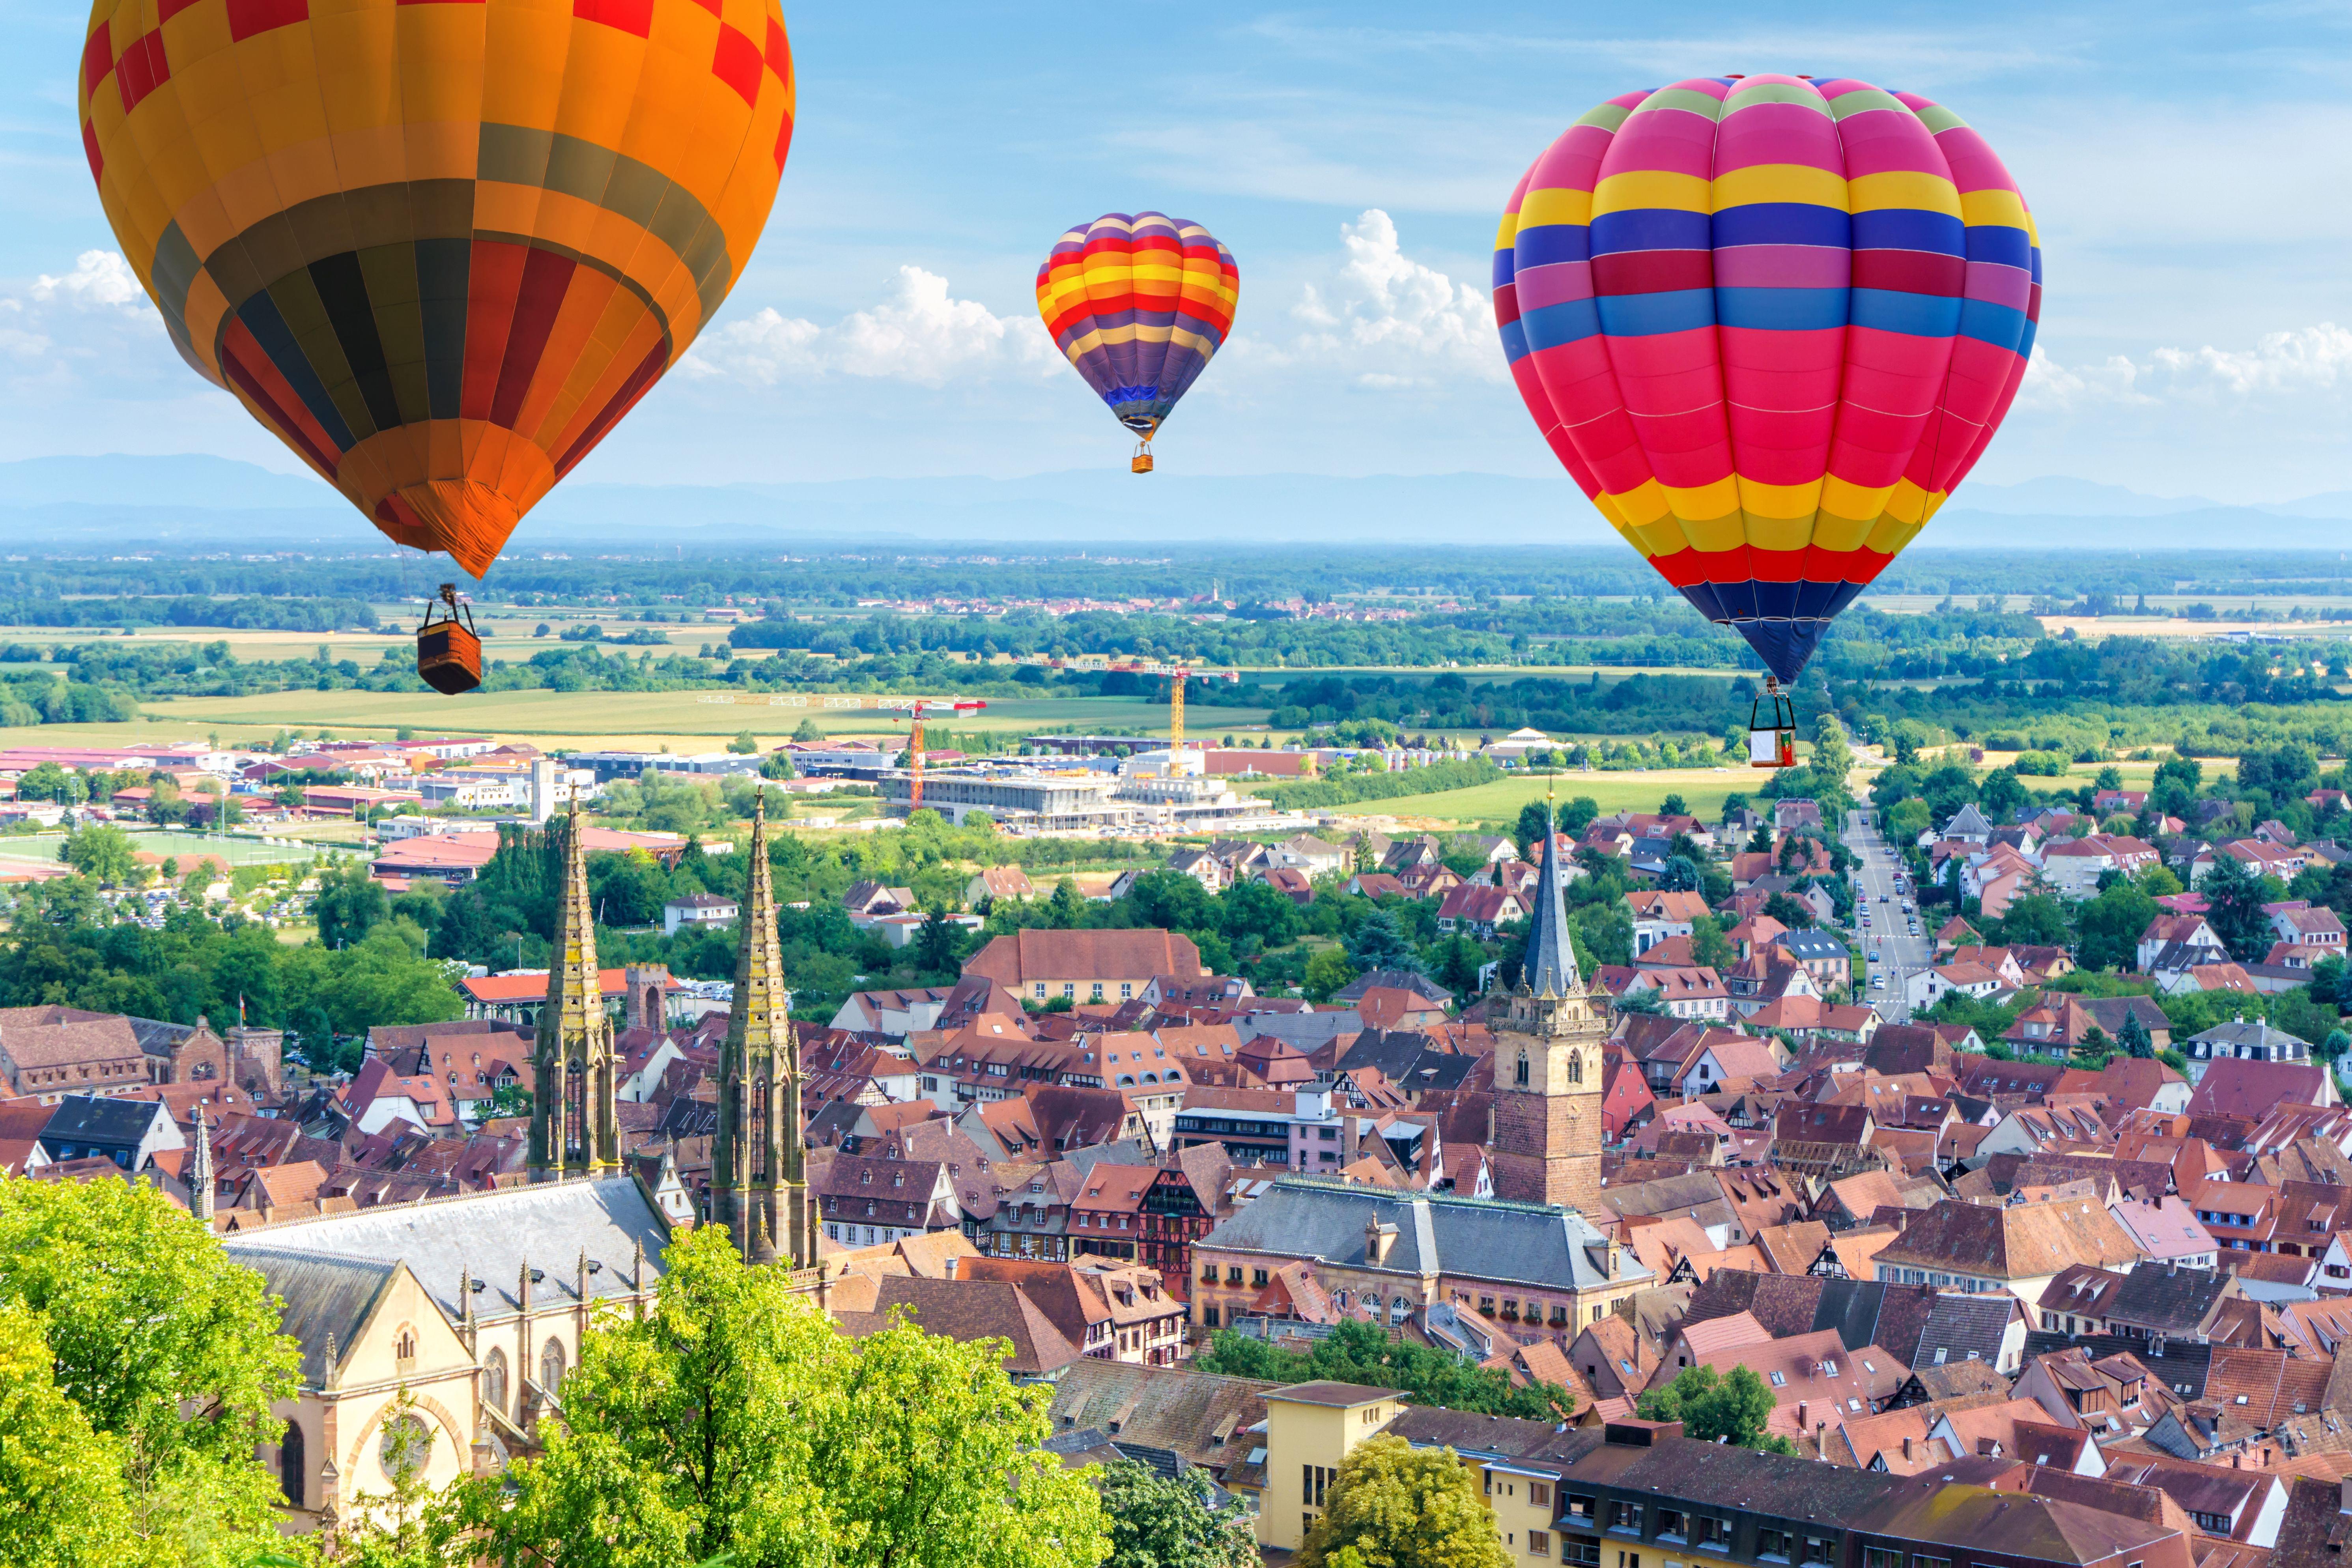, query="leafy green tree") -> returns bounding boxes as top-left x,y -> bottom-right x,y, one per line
1996,893 -> 2071,948
0,1176 -> 300,1561
58,823 -> 138,884
1298,1435 -> 1511,1568
1222,877 -> 1304,948
314,859 -> 390,948
0,1299 -> 142,1568
1762,891 -> 1814,930
1635,1364 -> 1793,1454
792,718 -> 825,743
1615,985 -> 1663,1015
1195,1321 -> 1575,1420
445,1227 -> 1108,1568
2201,852 -> 2274,961
728,729 -> 760,755
1809,714 -> 1855,805
915,907 -> 960,975
1660,855 -> 1702,893
1560,795 -> 1600,835
1098,1459 -> 1257,1568
2076,880 -> 2158,972
1689,914 -> 1732,971
1304,948 -> 1355,1002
